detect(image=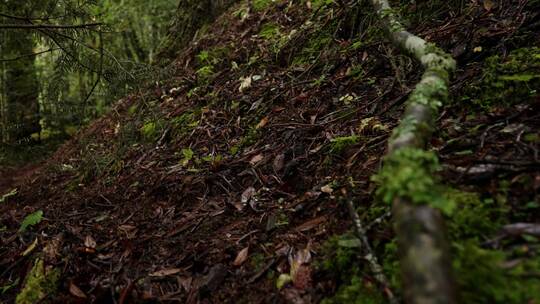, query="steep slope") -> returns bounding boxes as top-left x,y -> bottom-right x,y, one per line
1,1 -> 540,303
